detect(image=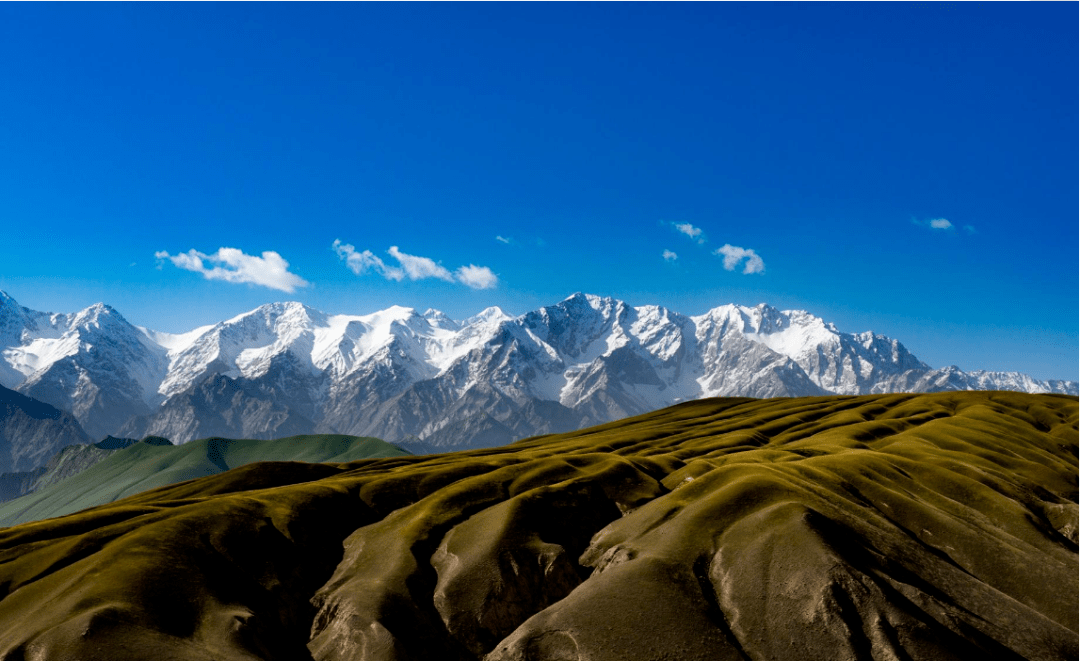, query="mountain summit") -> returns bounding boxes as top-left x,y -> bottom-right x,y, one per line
0,291 -> 1074,449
